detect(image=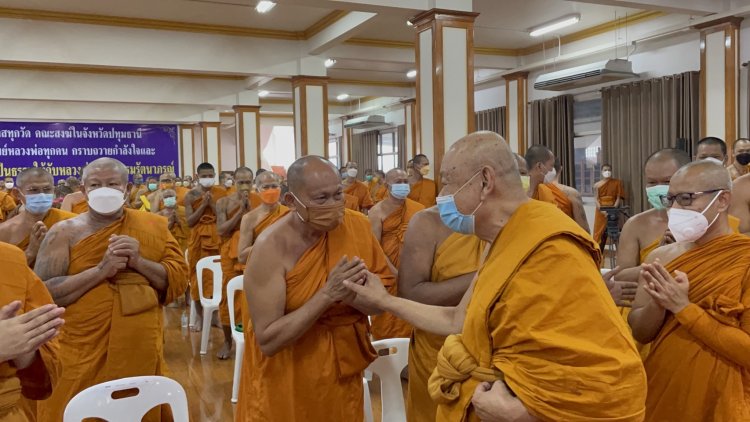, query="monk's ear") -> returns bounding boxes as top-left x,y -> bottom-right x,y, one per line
479,167 -> 494,197
717,190 -> 731,212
